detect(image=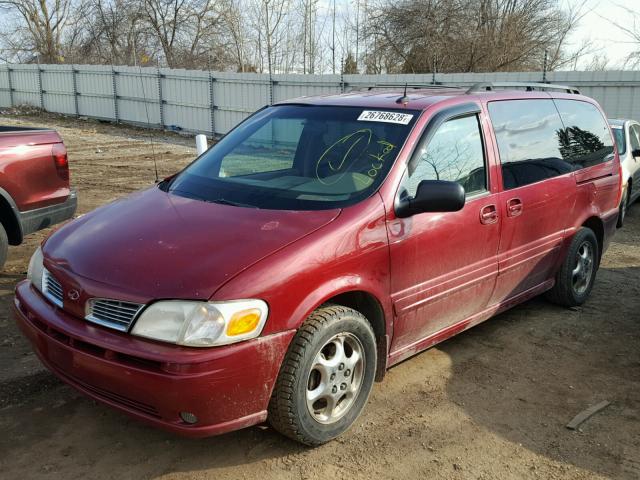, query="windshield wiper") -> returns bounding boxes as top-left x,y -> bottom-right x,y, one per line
169,190 -> 256,208
211,198 -> 258,208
